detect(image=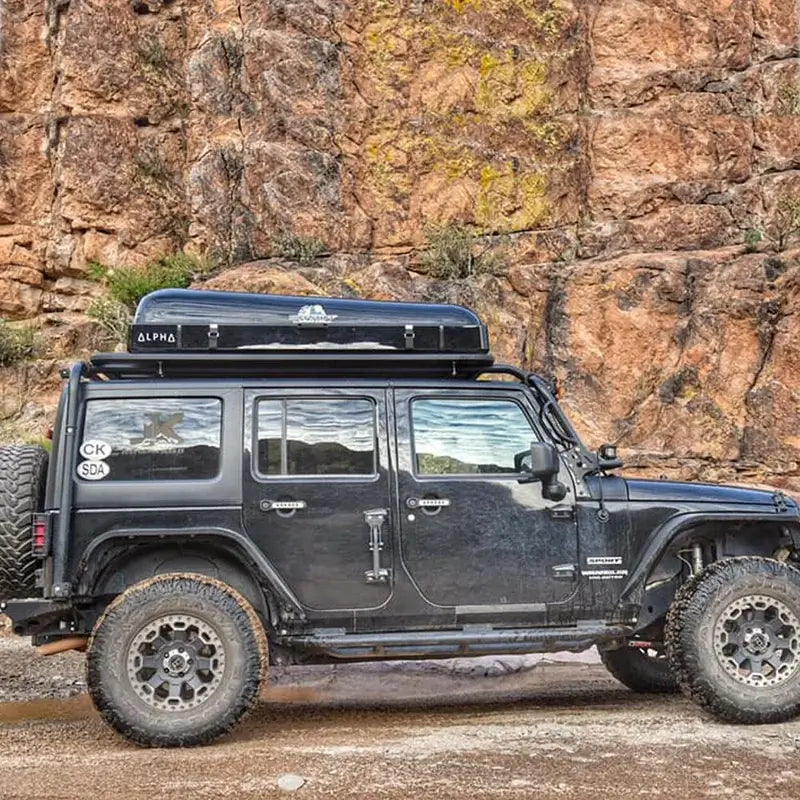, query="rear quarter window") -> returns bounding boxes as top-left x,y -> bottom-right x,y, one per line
78,398 -> 222,481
